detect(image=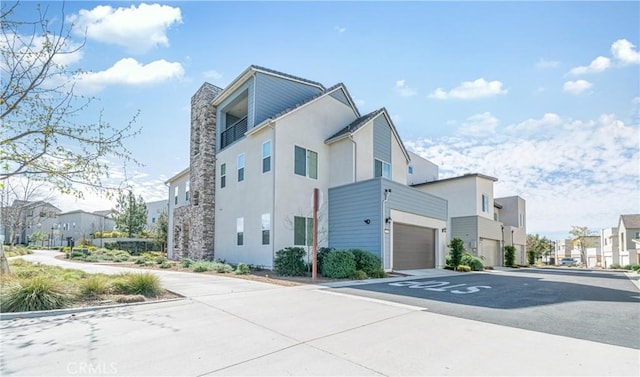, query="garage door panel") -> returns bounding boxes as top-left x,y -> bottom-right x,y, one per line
479,238 -> 499,267
393,223 -> 435,269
